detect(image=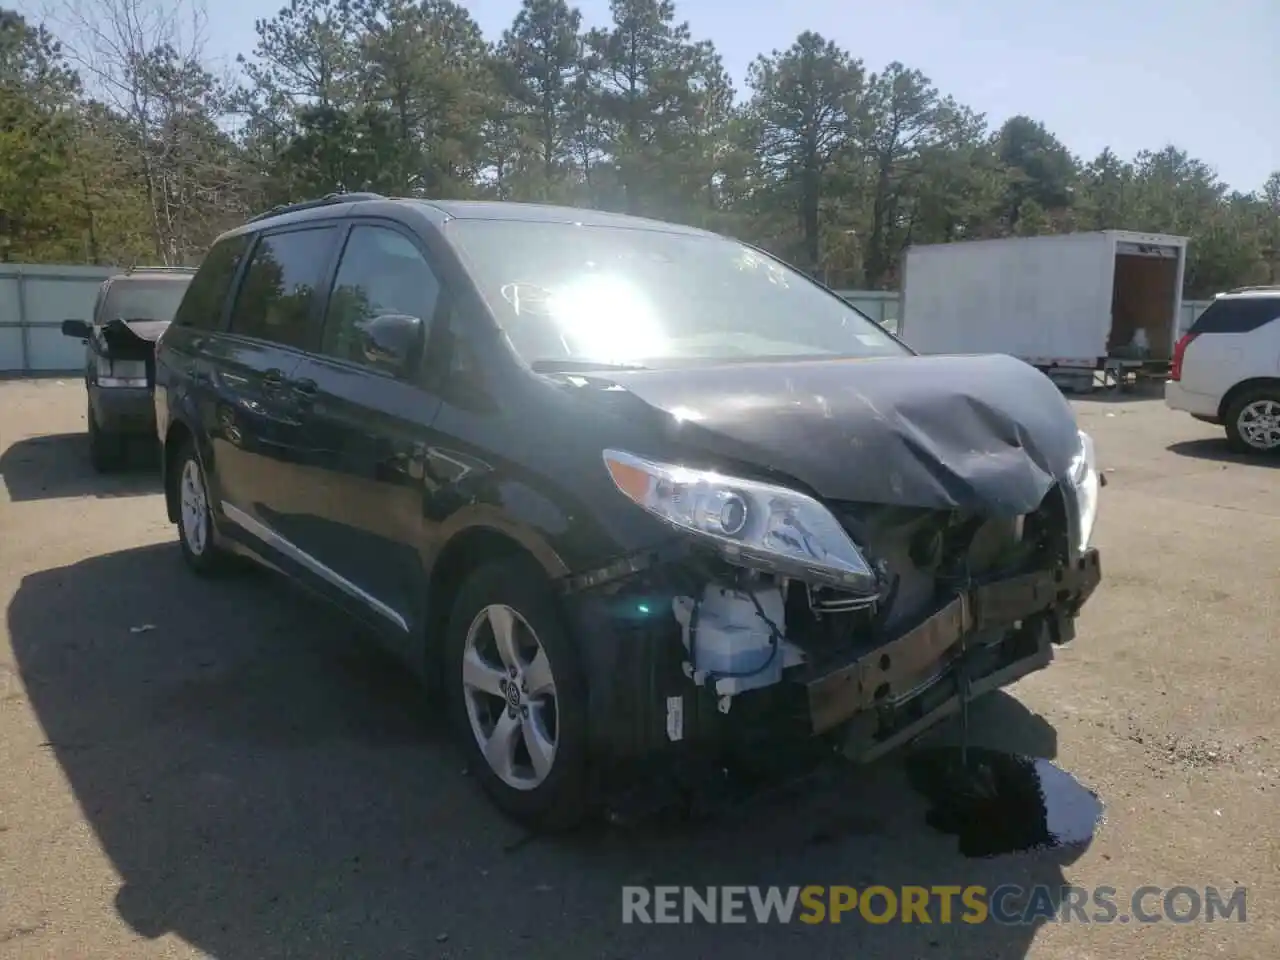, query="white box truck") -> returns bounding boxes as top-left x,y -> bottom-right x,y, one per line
898,230 -> 1189,390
